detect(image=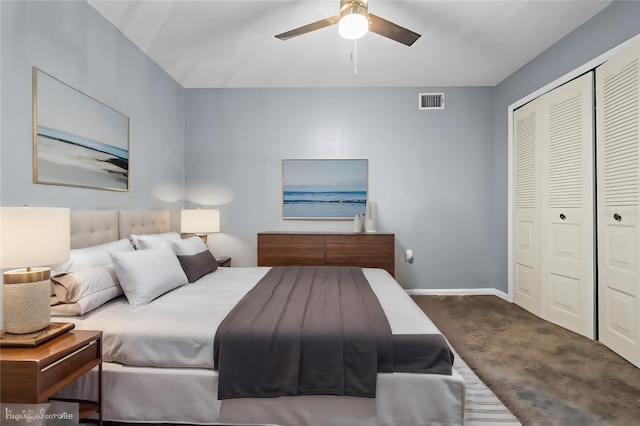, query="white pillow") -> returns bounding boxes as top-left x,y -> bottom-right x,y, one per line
131,231 -> 181,250
51,239 -> 134,276
169,236 -> 208,256
51,286 -> 124,316
110,247 -> 188,307
51,265 -> 122,304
